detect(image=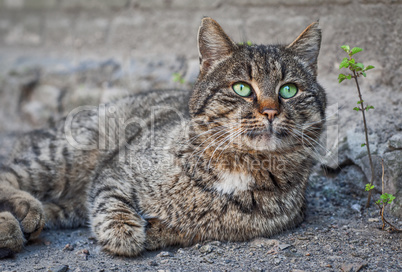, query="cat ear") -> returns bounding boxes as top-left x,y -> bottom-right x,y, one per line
287,22 -> 321,77
198,17 -> 237,74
